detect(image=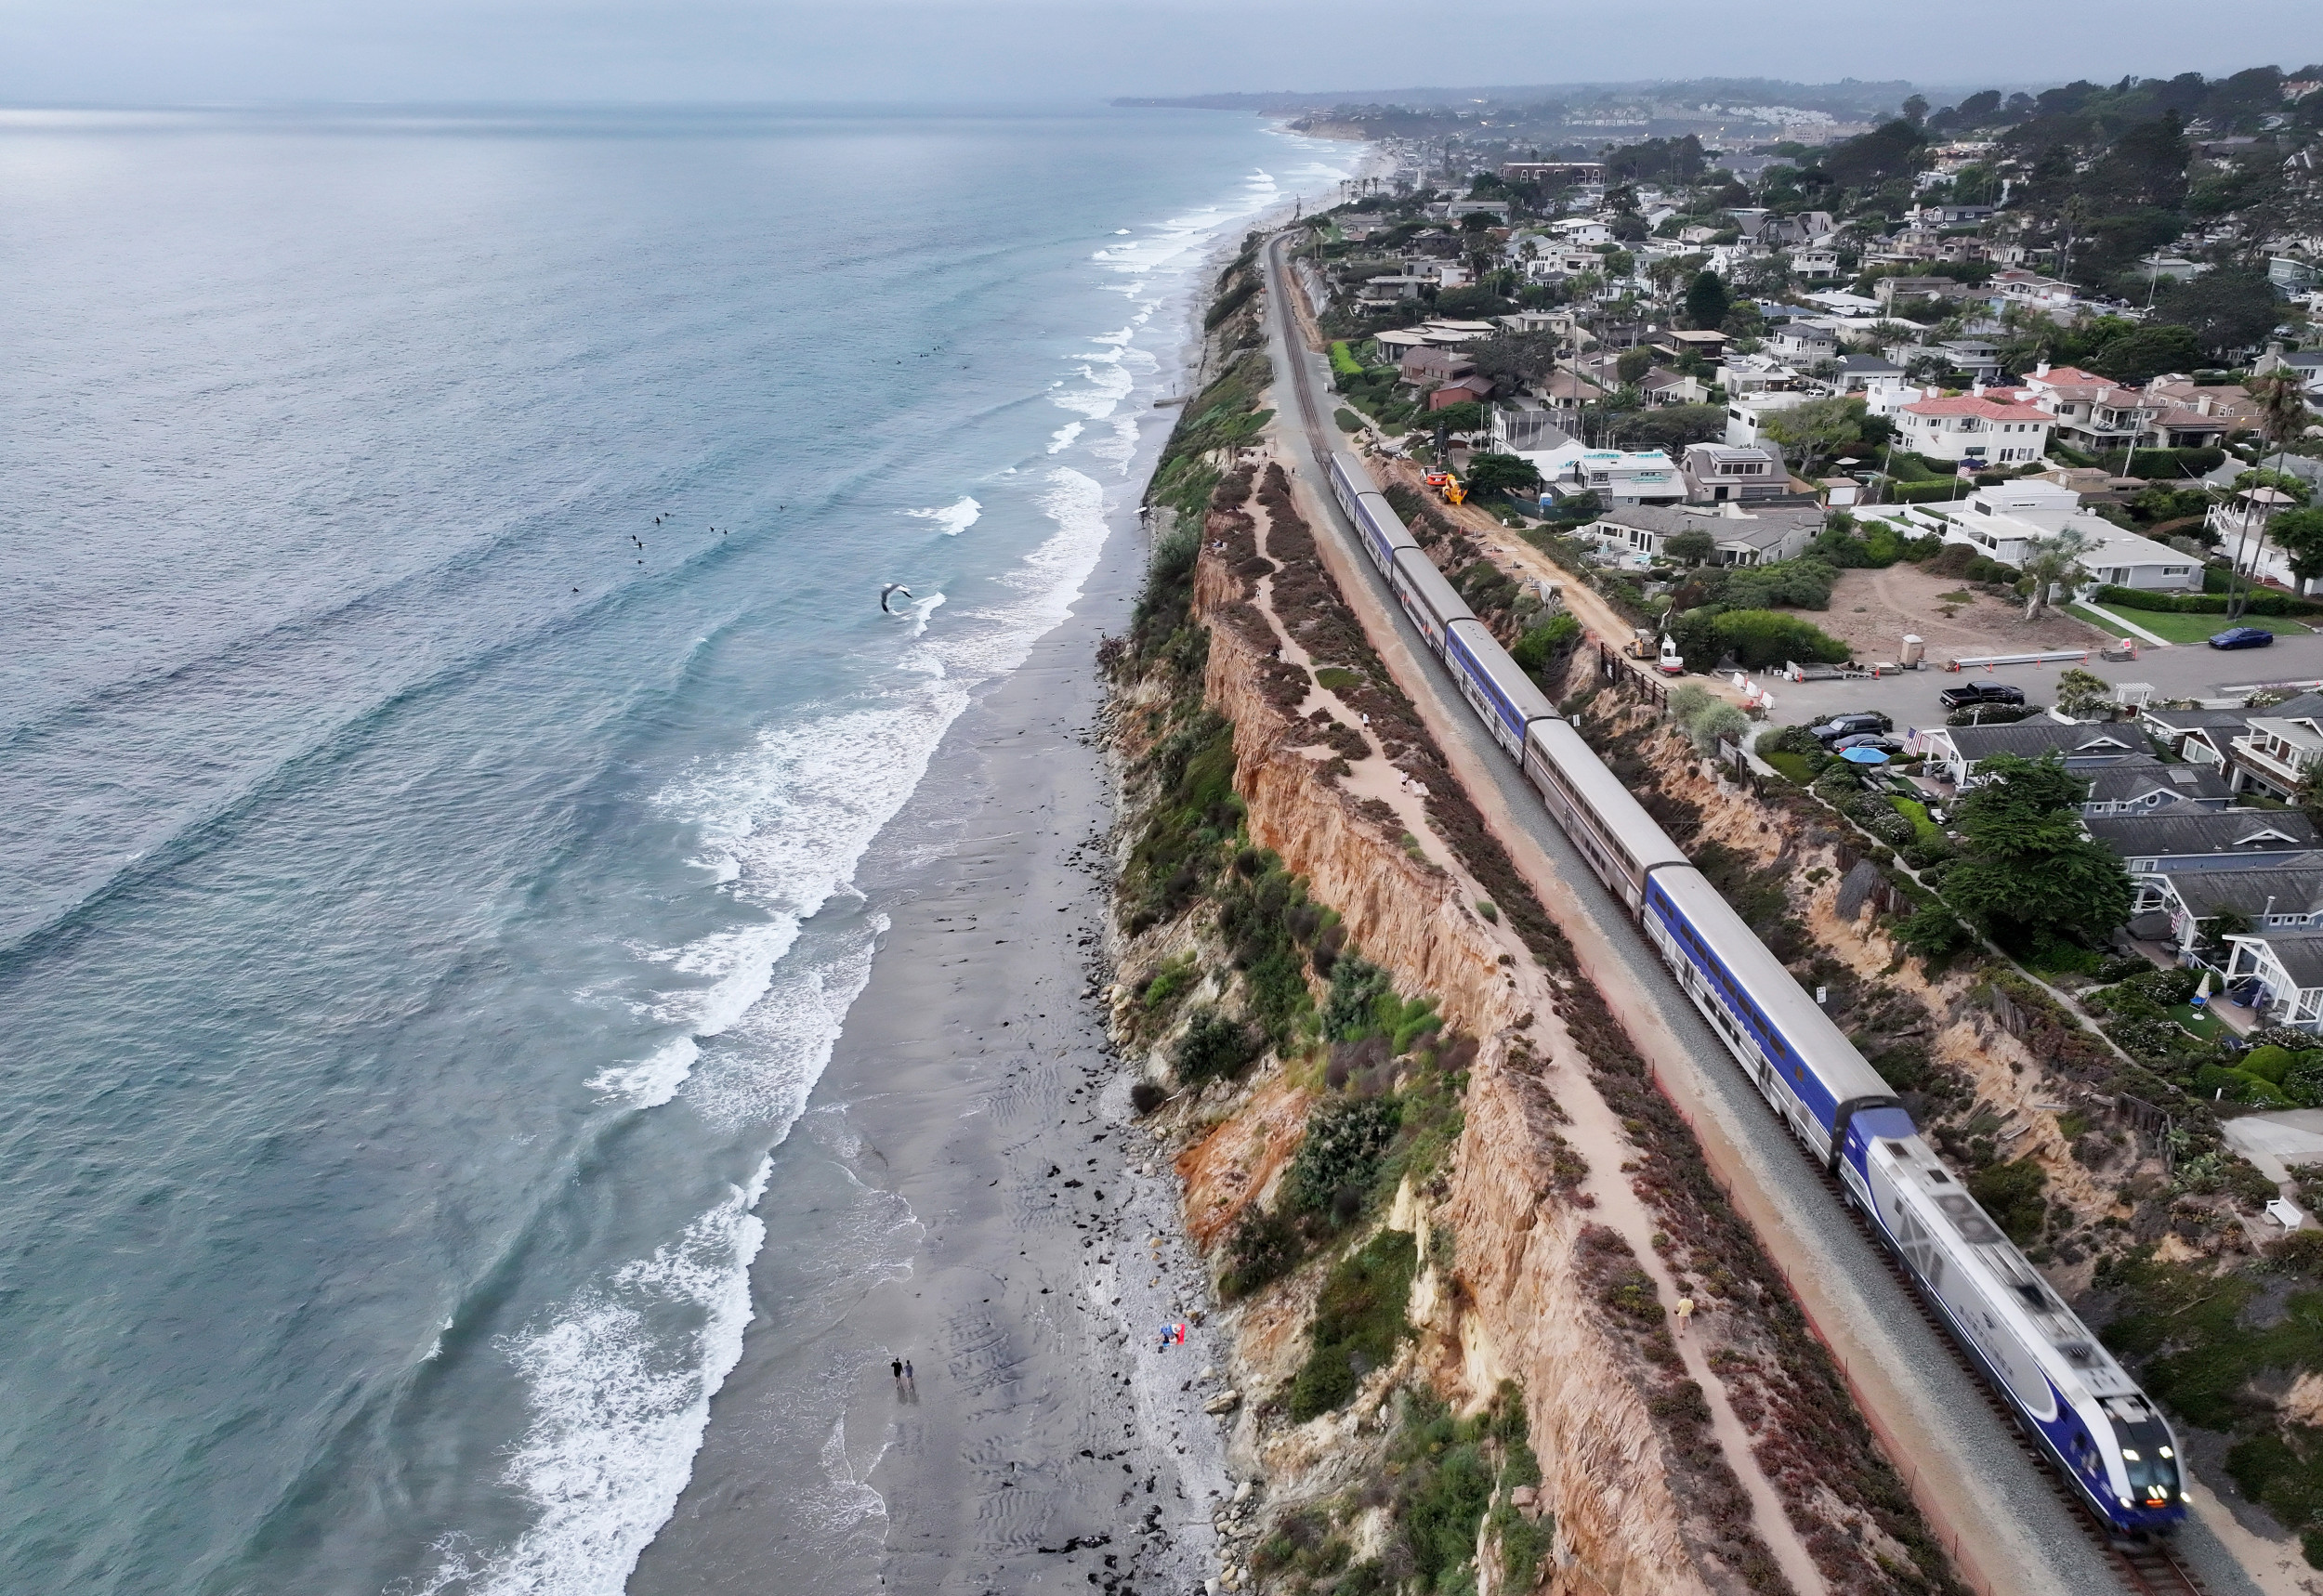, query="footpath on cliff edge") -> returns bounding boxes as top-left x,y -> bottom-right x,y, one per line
1254,228 -> 2174,1596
